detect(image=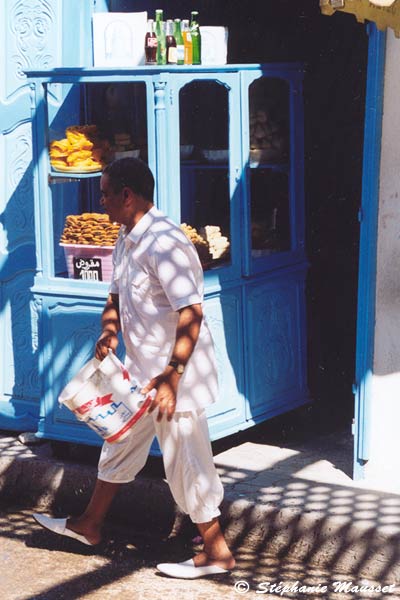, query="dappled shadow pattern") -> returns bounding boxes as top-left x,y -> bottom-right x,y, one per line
1,427 -> 399,598
0,505 -> 398,600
